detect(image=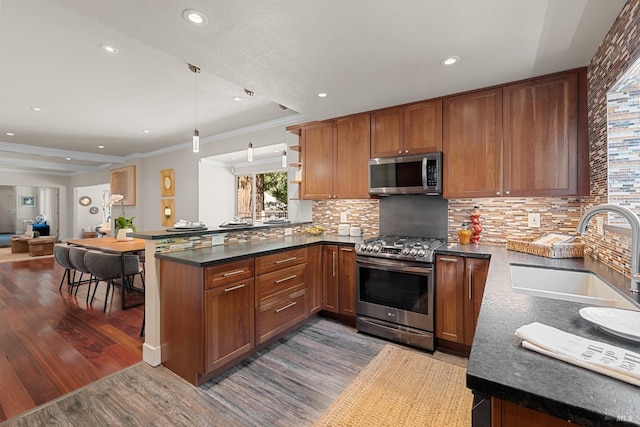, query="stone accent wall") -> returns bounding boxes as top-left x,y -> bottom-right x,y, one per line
585,0 -> 640,277
312,199 -> 380,237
